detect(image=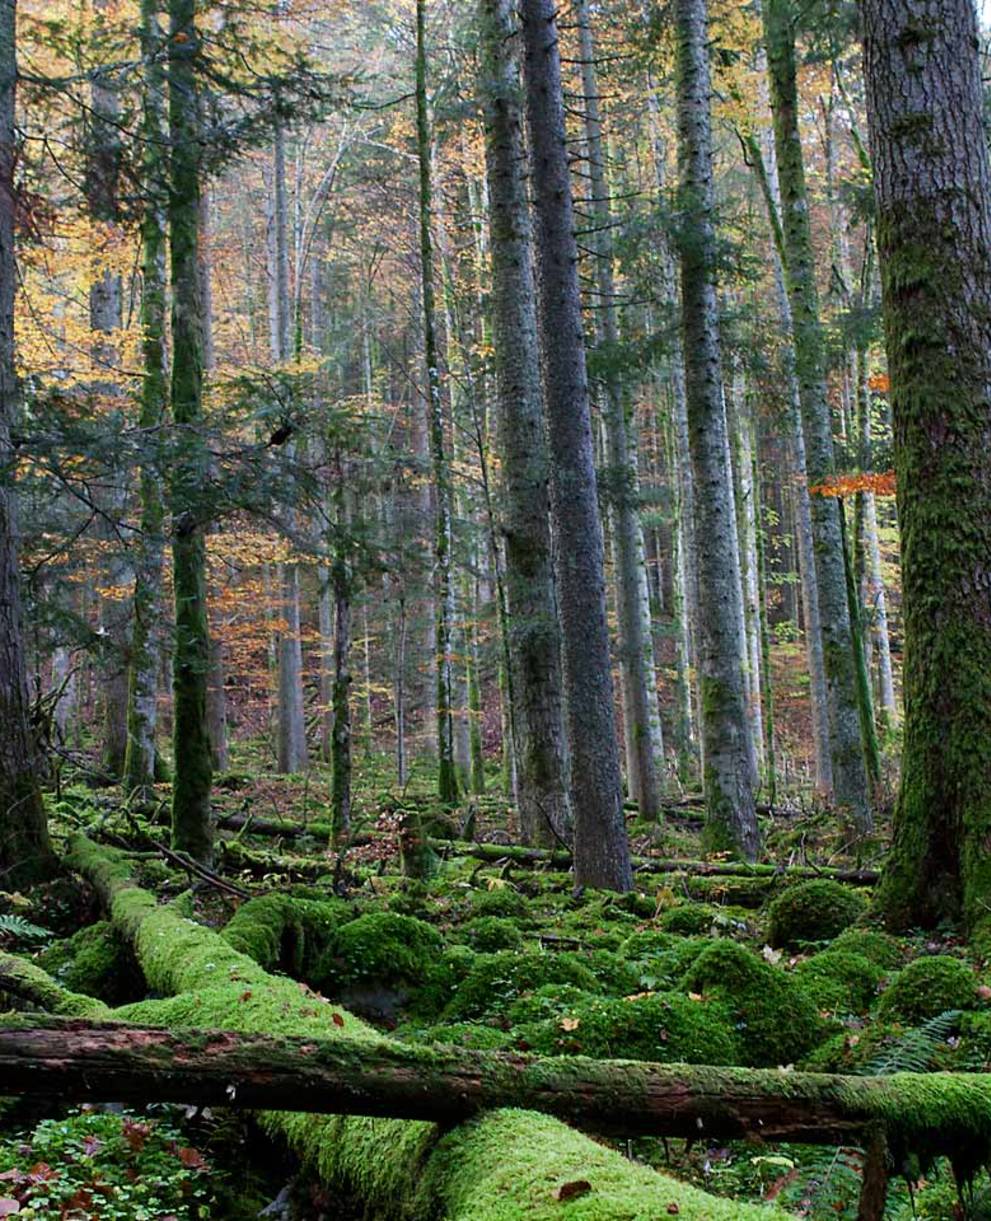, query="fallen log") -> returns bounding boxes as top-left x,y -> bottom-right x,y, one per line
3,1017 -> 991,1154
63,833 -> 784,1220
0,952 -> 108,1018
